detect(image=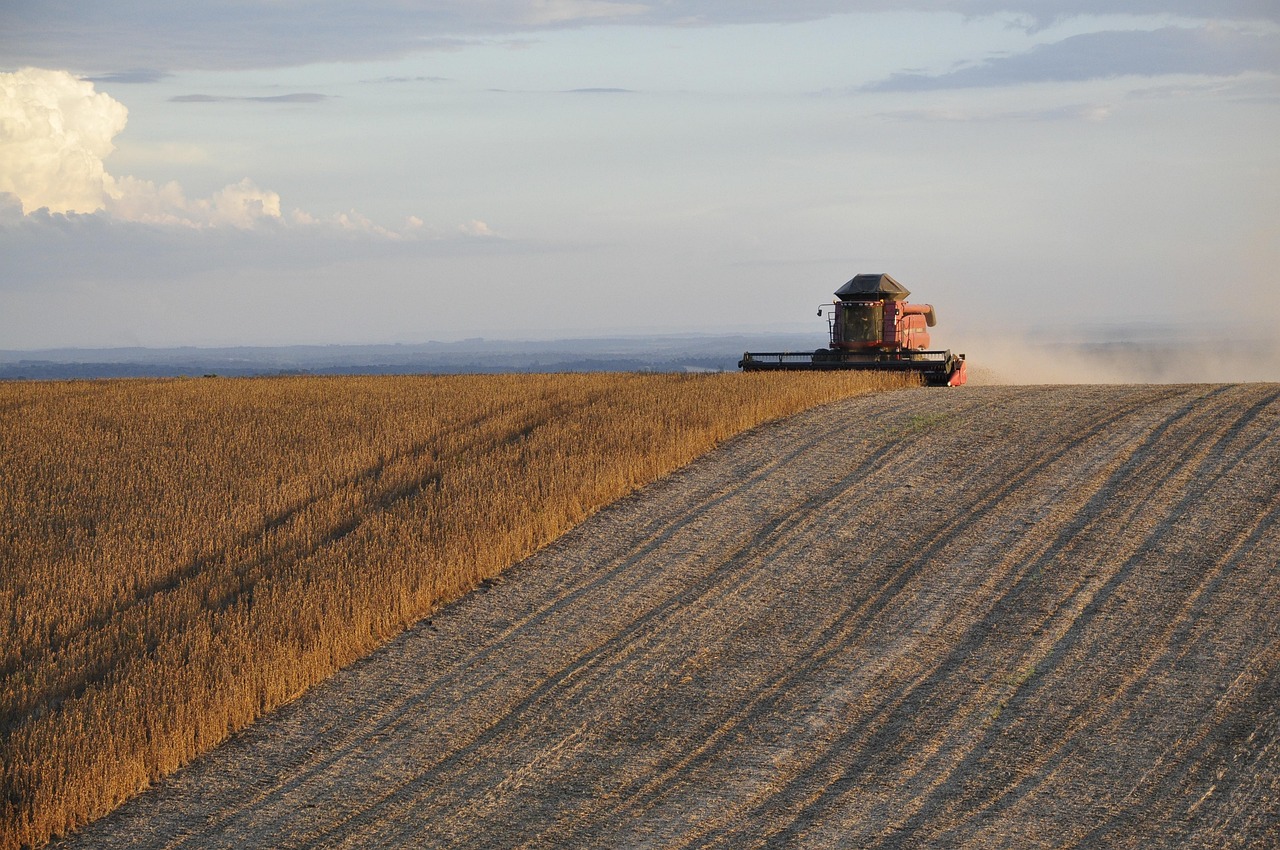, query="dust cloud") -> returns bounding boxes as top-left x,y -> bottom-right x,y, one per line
956,333 -> 1280,385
